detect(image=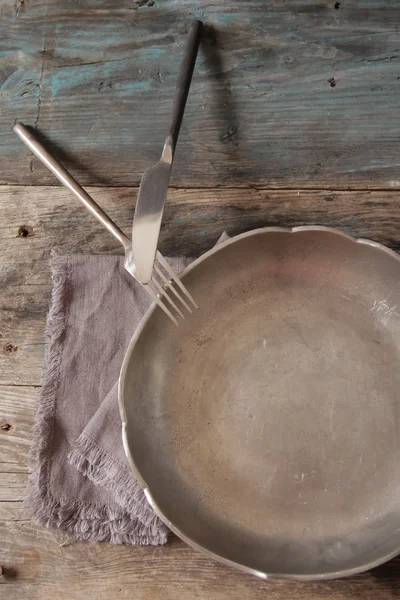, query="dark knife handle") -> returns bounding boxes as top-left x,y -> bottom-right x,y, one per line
168,20 -> 202,150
